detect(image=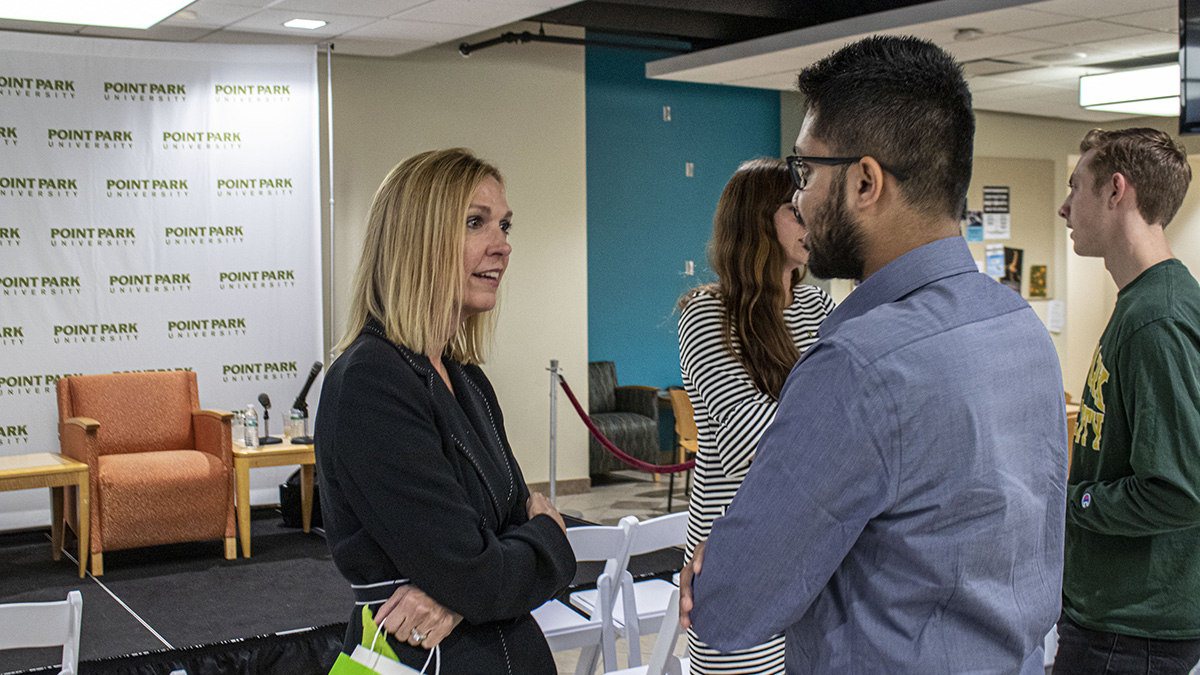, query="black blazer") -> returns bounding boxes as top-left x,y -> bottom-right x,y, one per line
315,321 -> 575,674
